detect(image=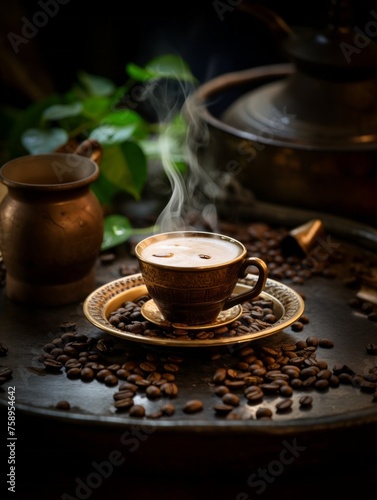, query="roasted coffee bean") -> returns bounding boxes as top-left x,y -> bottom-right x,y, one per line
290,378 -> 303,388
116,369 -> 130,380
299,395 -> 313,408
160,403 -> 175,416
256,407 -> 273,419
183,399 -> 203,414
338,373 -> 353,384
95,368 -> 112,381
213,403 -> 234,415
315,379 -> 329,391
360,381 -> 377,393
129,404 -> 146,417
114,398 -> 134,410
43,343 -> 56,353
329,375 -> 340,387
147,371 -> 162,383
146,385 -> 161,399
113,390 -> 135,401
66,367 -> 81,379
317,369 -> 332,380
105,364 -> 120,372
163,363 -> 180,373
43,359 -> 63,371
50,348 -> 64,358
300,367 -> 319,379
119,382 -> 138,393
244,386 -> 264,402
214,385 -> 230,396
275,399 -> 293,412
306,336 -> 319,347
318,338 -> 334,348
279,385 -> 293,397
59,321 -> 77,332
224,379 -> 246,389
302,376 -> 317,387
56,354 -> 70,364
80,367 -> 95,382
56,400 -> 70,410
161,382 -> 179,397
105,374 -> 118,386
61,332 -> 76,342
291,322 -> 304,332
222,392 -> 240,406
140,361 -> 157,372
213,368 -> 227,383
260,383 -> 280,394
